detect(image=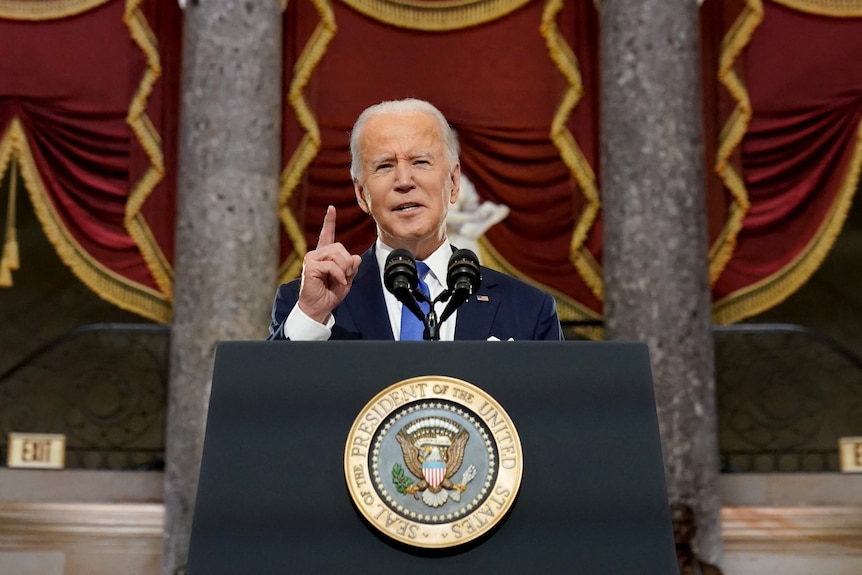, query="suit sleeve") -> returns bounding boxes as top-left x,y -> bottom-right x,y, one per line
536,292 -> 565,341
267,281 -> 300,340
